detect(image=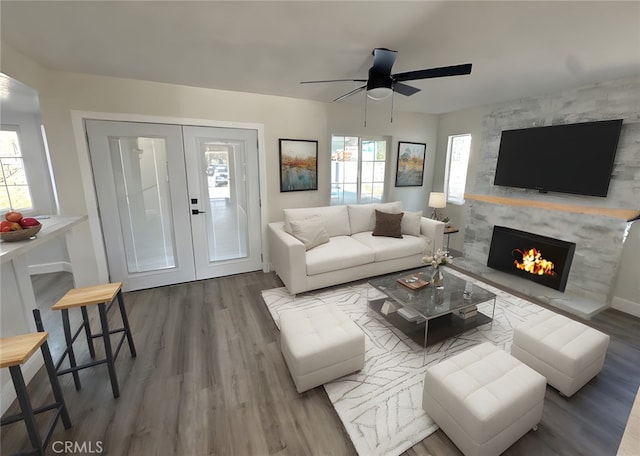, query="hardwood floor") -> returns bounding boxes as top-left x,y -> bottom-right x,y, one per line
2,270 -> 639,455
